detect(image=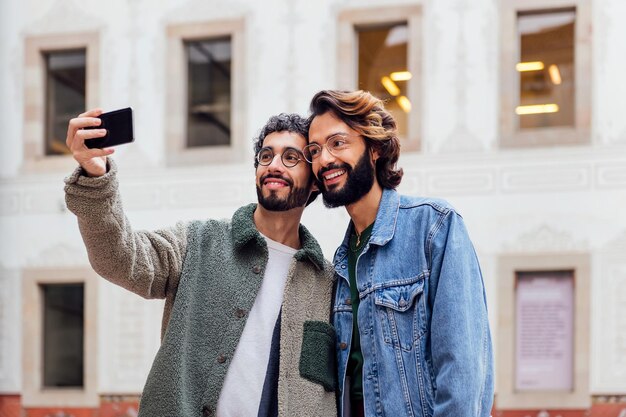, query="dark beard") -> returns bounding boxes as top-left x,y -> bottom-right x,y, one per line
256,174 -> 311,211
317,151 -> 375,208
